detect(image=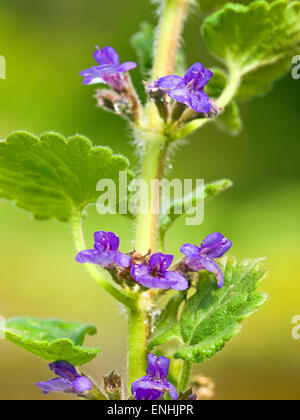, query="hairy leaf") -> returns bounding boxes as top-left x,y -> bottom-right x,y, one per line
199,0 -> 275,13
5,318 -> 100,366
0,132 -> 132,221
174,257 -> 267,363
203,1 -> 300,100
131,22 -> 154,77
